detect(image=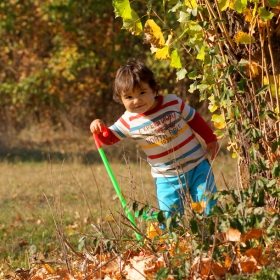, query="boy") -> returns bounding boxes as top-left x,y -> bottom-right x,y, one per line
90,58 -> 219,219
